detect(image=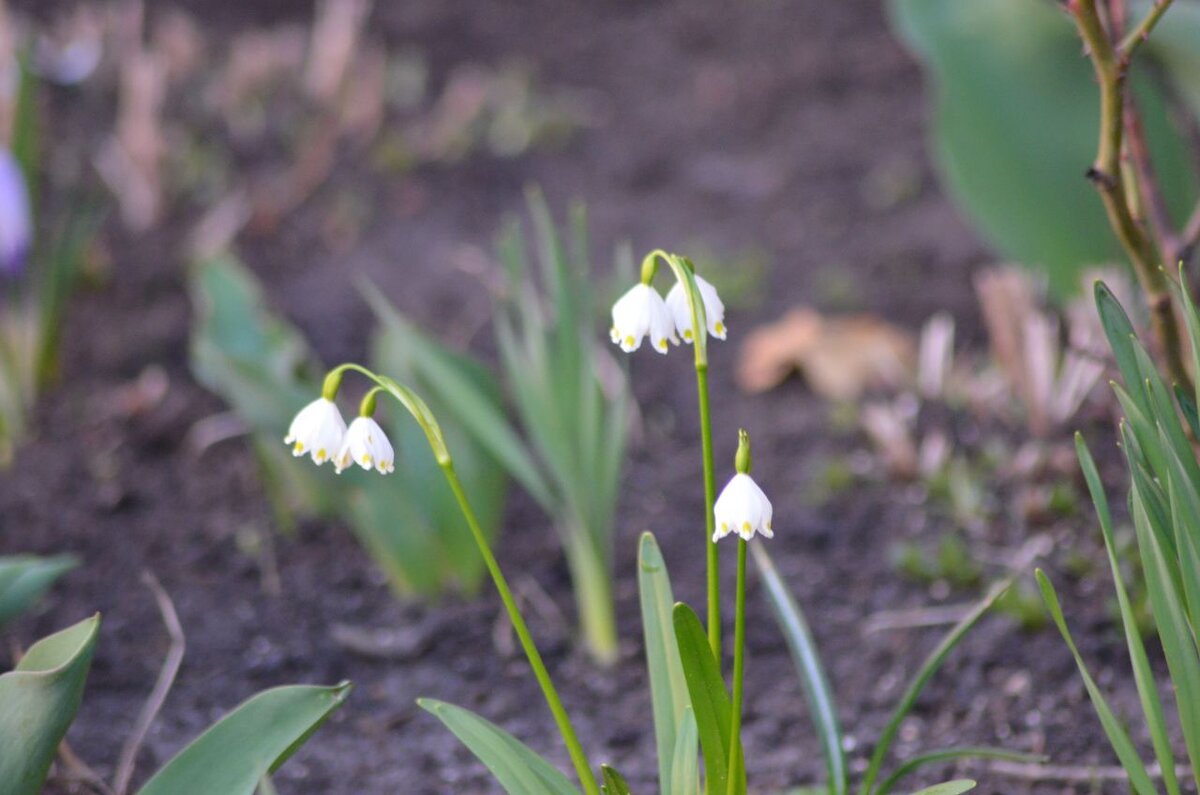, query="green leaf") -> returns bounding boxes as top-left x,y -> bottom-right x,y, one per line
860,580 -> 1009,794
600,764 -> 632,795
637,533 -> 692,795
751,544 -> 846,795
672,602 -> 745,795
875,748 -> 1042,795
138,683 -> 351,795
1037,570 -> 1158,795
0,554 -> 77,626
418,699 -> 580,795
888,0 -> 1199,297
1094,282 -> 1143,397
670,708 -> 700,795
908,782 -> 975,795
0,615 -> 100,795
1077,434 -> 1181,795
